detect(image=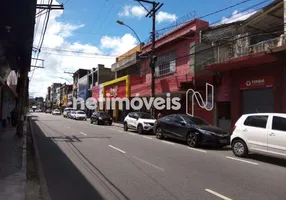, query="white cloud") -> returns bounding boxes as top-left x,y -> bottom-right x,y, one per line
100,34 -> 137,56
156,11 -> 177,23
29,0 -> 137,98
118,5 -> 147,19
220,10 -> 257,24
